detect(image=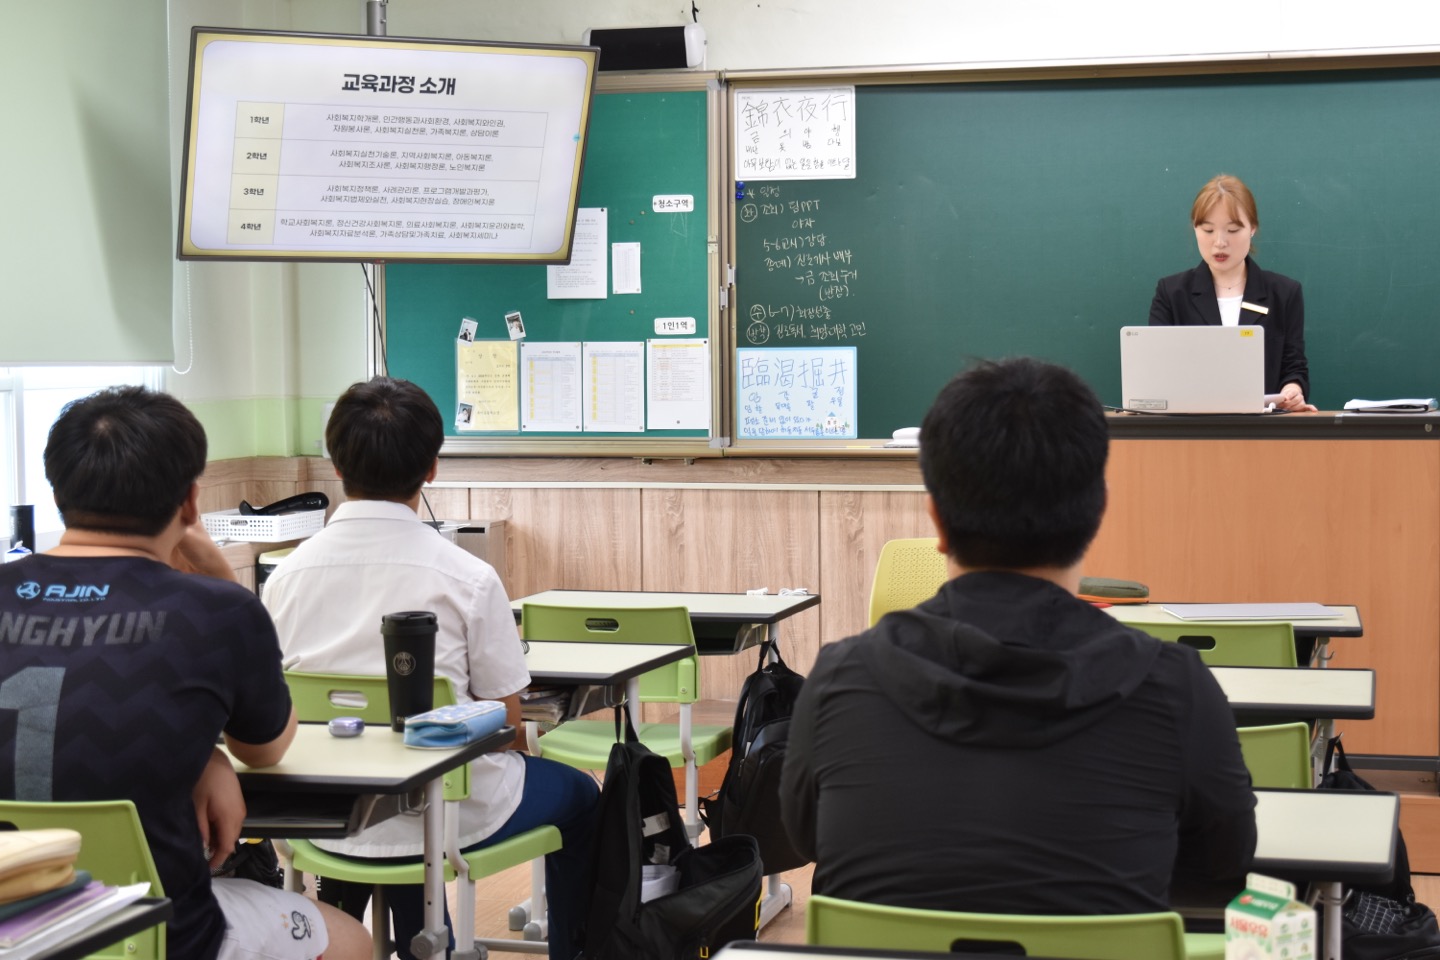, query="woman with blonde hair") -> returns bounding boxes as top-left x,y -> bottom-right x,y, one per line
1148,174 -> 1315,411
